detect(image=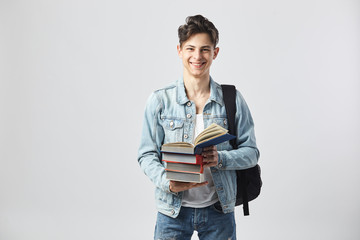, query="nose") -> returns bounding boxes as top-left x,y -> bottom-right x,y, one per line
193,49 -> 202,60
